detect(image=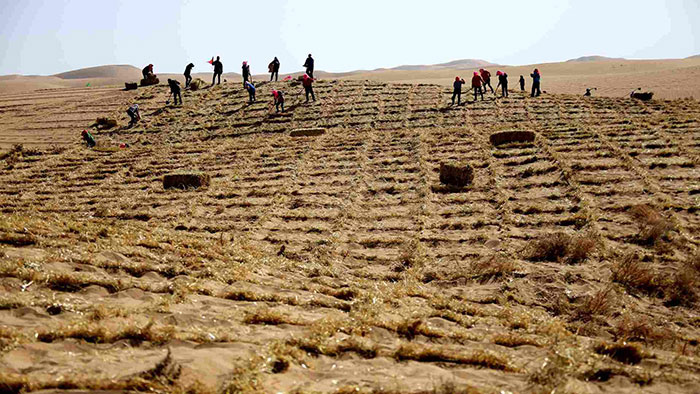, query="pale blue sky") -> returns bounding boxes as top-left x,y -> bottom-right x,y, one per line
1,0 -> 698,75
